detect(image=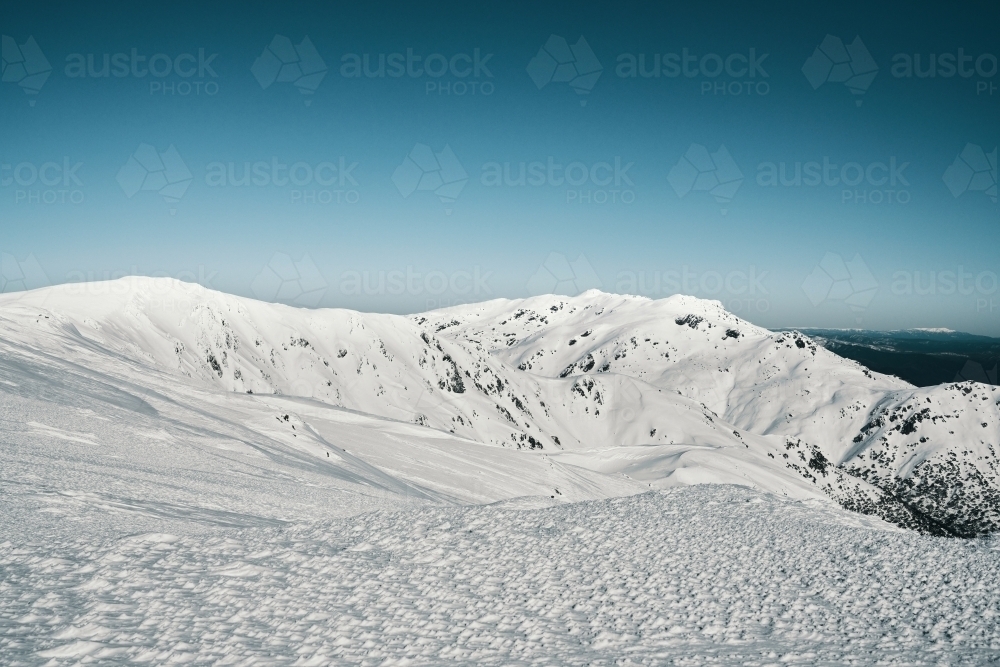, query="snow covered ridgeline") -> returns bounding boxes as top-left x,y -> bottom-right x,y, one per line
2,277 -> 999,536
425,293 -> 1000,536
